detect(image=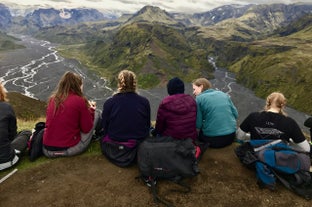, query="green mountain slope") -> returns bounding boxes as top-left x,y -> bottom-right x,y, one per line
82,22 -> 213,88
196,4 -> 312,42
7,92 -> 46,120
53,6 -> 214,88
124,5 -> 181,26
274,14 -> 312,37
228,14 -> 312,114
0,32 -> 24,51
